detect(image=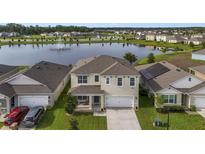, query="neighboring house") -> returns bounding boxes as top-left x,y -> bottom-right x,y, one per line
0,64 -> 19,82
189,65 -> 205,80
0,61 -> 72,117
156,34 -> 167,42
166,36 -> 185,44
145,34 -> 156,41
69,55 -> 139,111
185,38 -> 204,45
191,34 -> 205,39
192,49 -> 205,61
136,61 -> 205,109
